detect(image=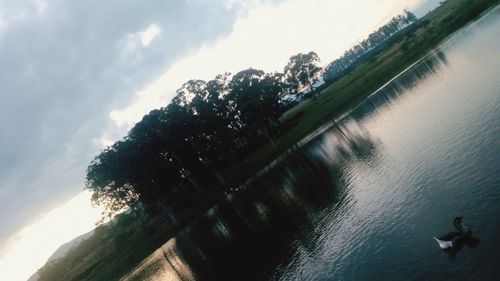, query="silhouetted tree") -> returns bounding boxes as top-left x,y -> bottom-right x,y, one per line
283,51 -> 323,98
86,58 -> 312,221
